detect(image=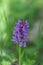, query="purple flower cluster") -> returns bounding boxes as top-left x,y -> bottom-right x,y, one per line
12,20 -> 29,47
